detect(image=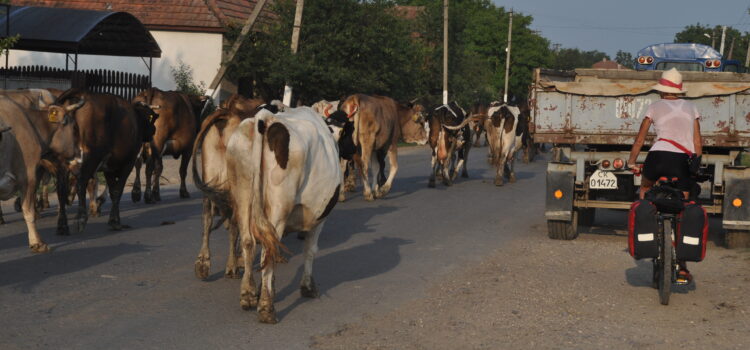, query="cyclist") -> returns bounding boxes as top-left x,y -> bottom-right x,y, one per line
627,68 -> 703,284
